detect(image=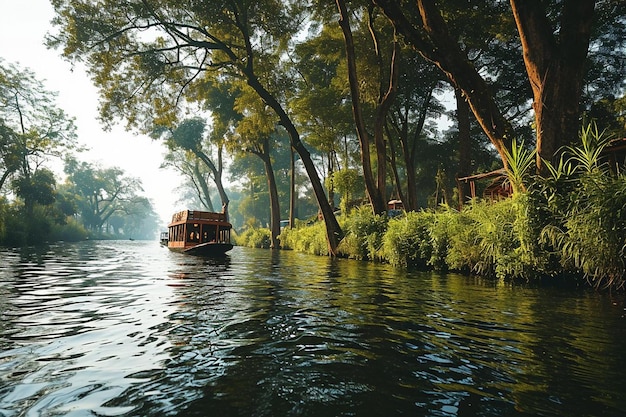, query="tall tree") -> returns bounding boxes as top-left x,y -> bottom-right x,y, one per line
510,0 -> 595,172
0,60 -> 77,190
161,150 -> 215,212
336,0 -> 398,214
49,0 -> 344,254
372,0 -> 516,168
160,118 -> 229,212
230,83 -> 284,249
290,24 -> 358,217
64,158 -> 143,233
386,52 -> 444,211
454,86 -> 472,207
12,168 -> 57,216
373,0 -> 620,174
